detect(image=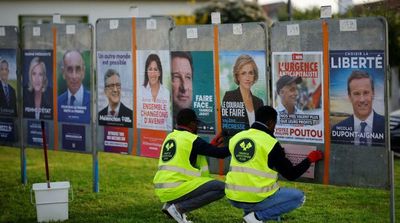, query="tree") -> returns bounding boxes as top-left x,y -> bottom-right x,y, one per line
194,0 -> 270,24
